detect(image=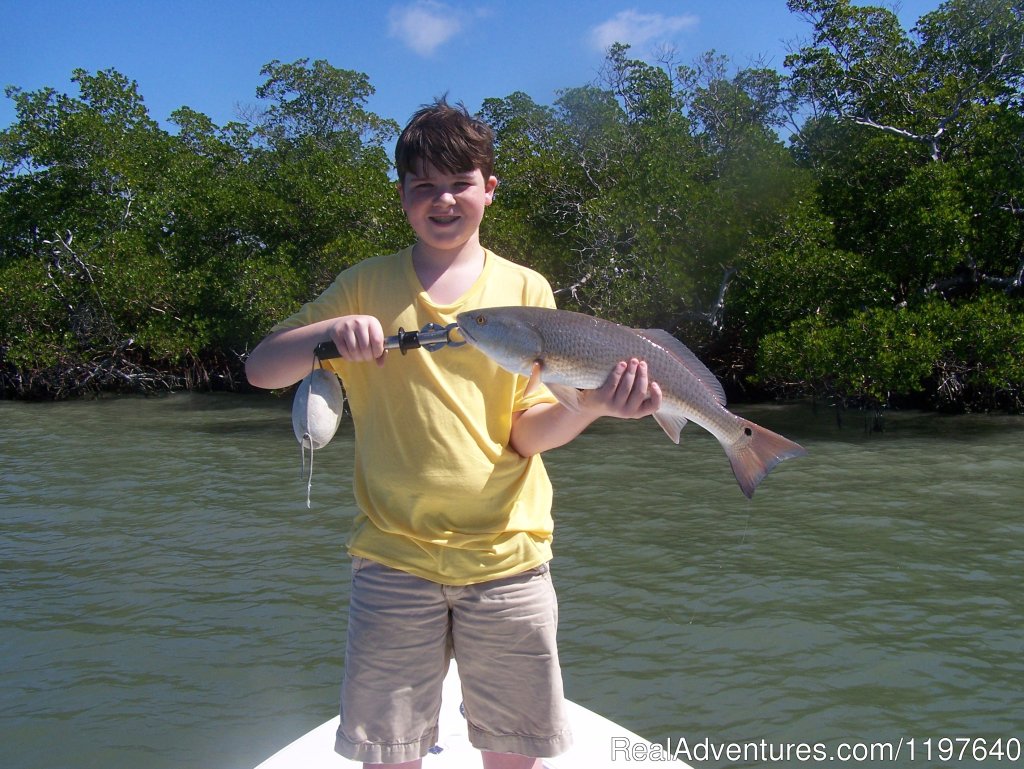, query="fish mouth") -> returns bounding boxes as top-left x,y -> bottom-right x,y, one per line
454,312 -> 480,344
